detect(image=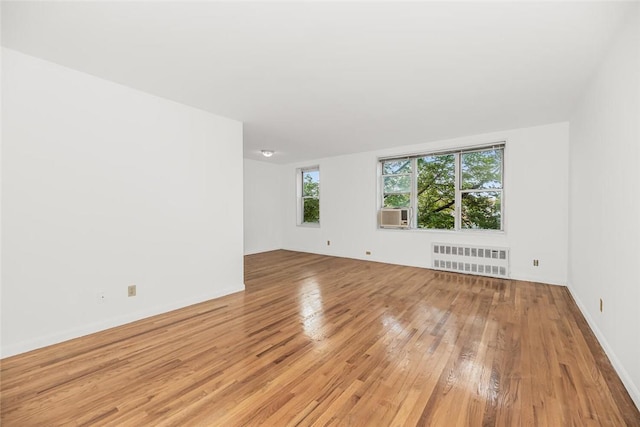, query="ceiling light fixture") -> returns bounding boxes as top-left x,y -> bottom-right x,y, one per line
261,150 -> 275,158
